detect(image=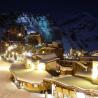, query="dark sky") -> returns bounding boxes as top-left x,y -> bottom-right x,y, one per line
0,0 -> 98,19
